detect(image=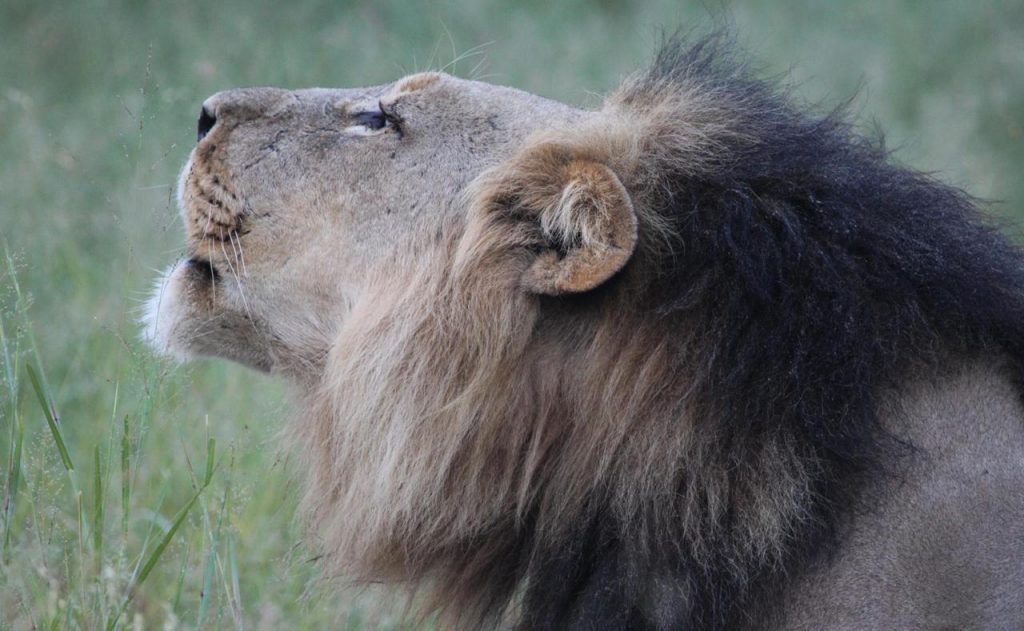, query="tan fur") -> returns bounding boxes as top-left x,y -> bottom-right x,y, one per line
397,72 -> 443,93
782,360 -> 1024,630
